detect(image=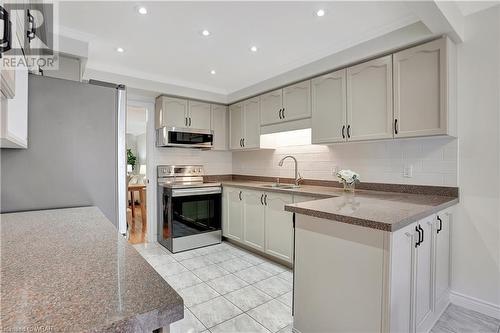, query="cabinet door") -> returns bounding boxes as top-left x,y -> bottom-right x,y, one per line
282,80 -> 311,122
347,55 -> 393,141
394,38 -> 447,138
311,70 -> 347,144
211,104 -> 228,150
264,192 -> 294,263
229,103 -> 243,150
434,211 -> 450,306
155,97 -> 162,129
415,218 -> 433,330
389,222 -> 418,333
188,100 -> 211,129
243,97 -> 260,149
243,190 -> 266,251
225,187 -> 244,241
1,69 -> 16,99
260,89 -> 282,126
1,66 -> 28,148
162,97 -> 188,128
